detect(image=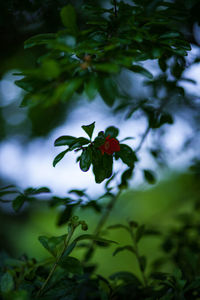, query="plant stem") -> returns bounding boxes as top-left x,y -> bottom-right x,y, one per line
135,100 -> 169,153
95,189 -> 121,235
129,229 -> 148,287
36,228 -> 75,297
135,125 -> 150,153
83,189 -> 122,262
